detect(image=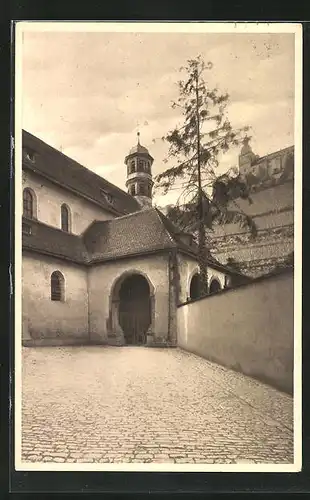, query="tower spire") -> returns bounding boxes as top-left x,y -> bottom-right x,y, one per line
137,130 -> 140,145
